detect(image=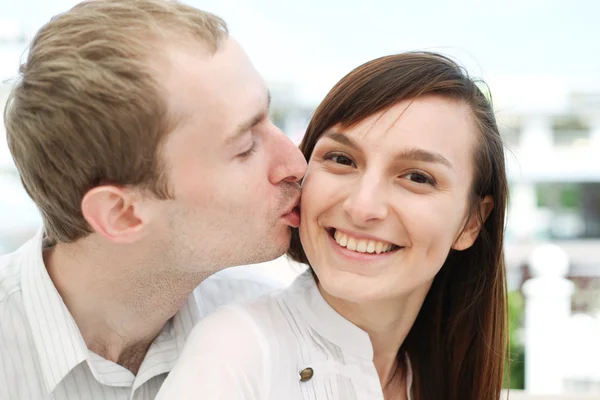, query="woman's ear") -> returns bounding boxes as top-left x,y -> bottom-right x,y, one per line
453,195 -> 494,251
